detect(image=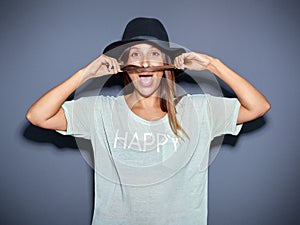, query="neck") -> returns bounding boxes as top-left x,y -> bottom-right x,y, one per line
126,90 -> 161,110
